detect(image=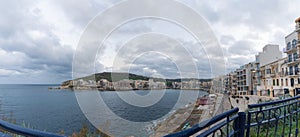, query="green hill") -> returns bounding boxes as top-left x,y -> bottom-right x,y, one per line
64,72 -> 212,83
75,72 -> 149,82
